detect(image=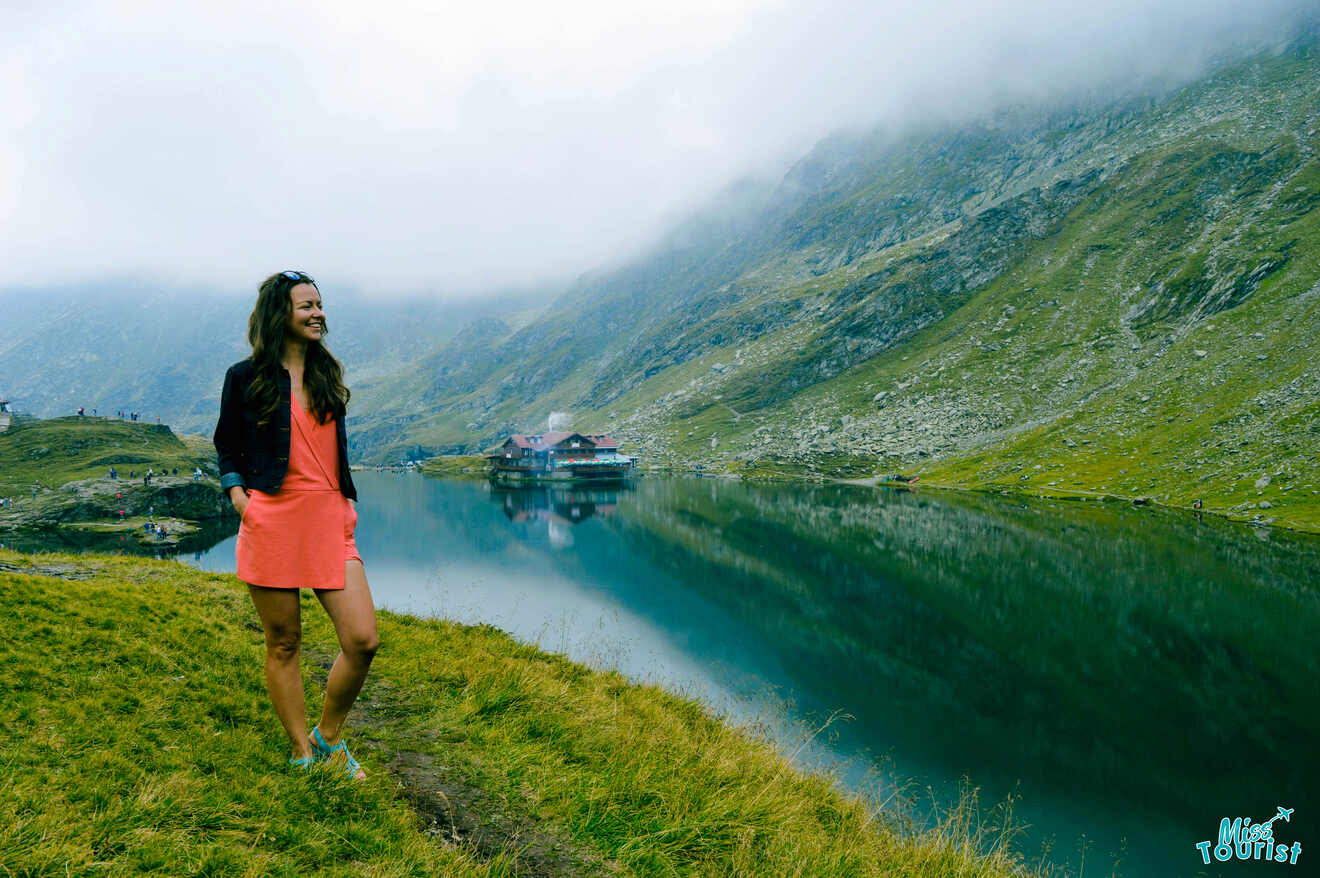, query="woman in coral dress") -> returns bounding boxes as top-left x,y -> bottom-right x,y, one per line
213,270 -> 377,778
